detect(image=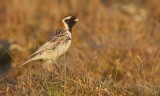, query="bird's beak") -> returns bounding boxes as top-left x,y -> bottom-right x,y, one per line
74,18 -> 79,22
